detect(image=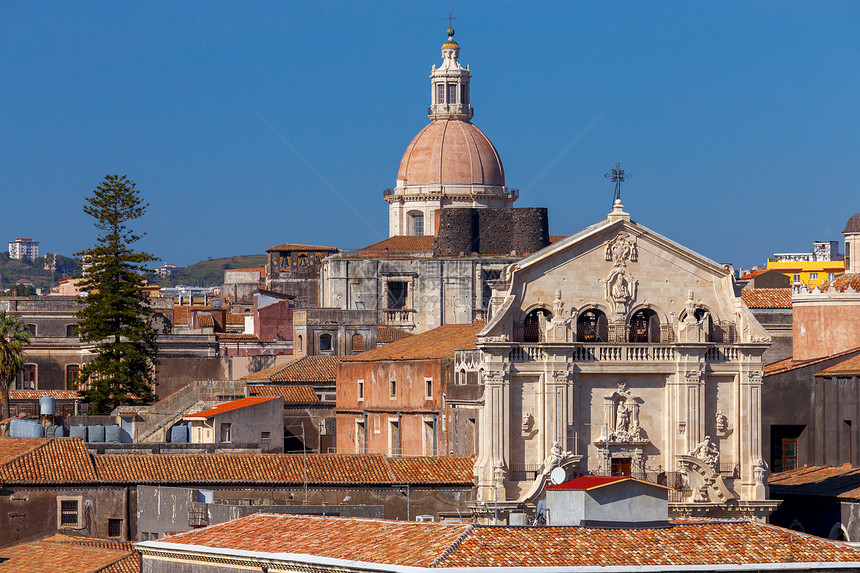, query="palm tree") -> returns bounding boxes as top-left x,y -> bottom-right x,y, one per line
0,311 -> 31,420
